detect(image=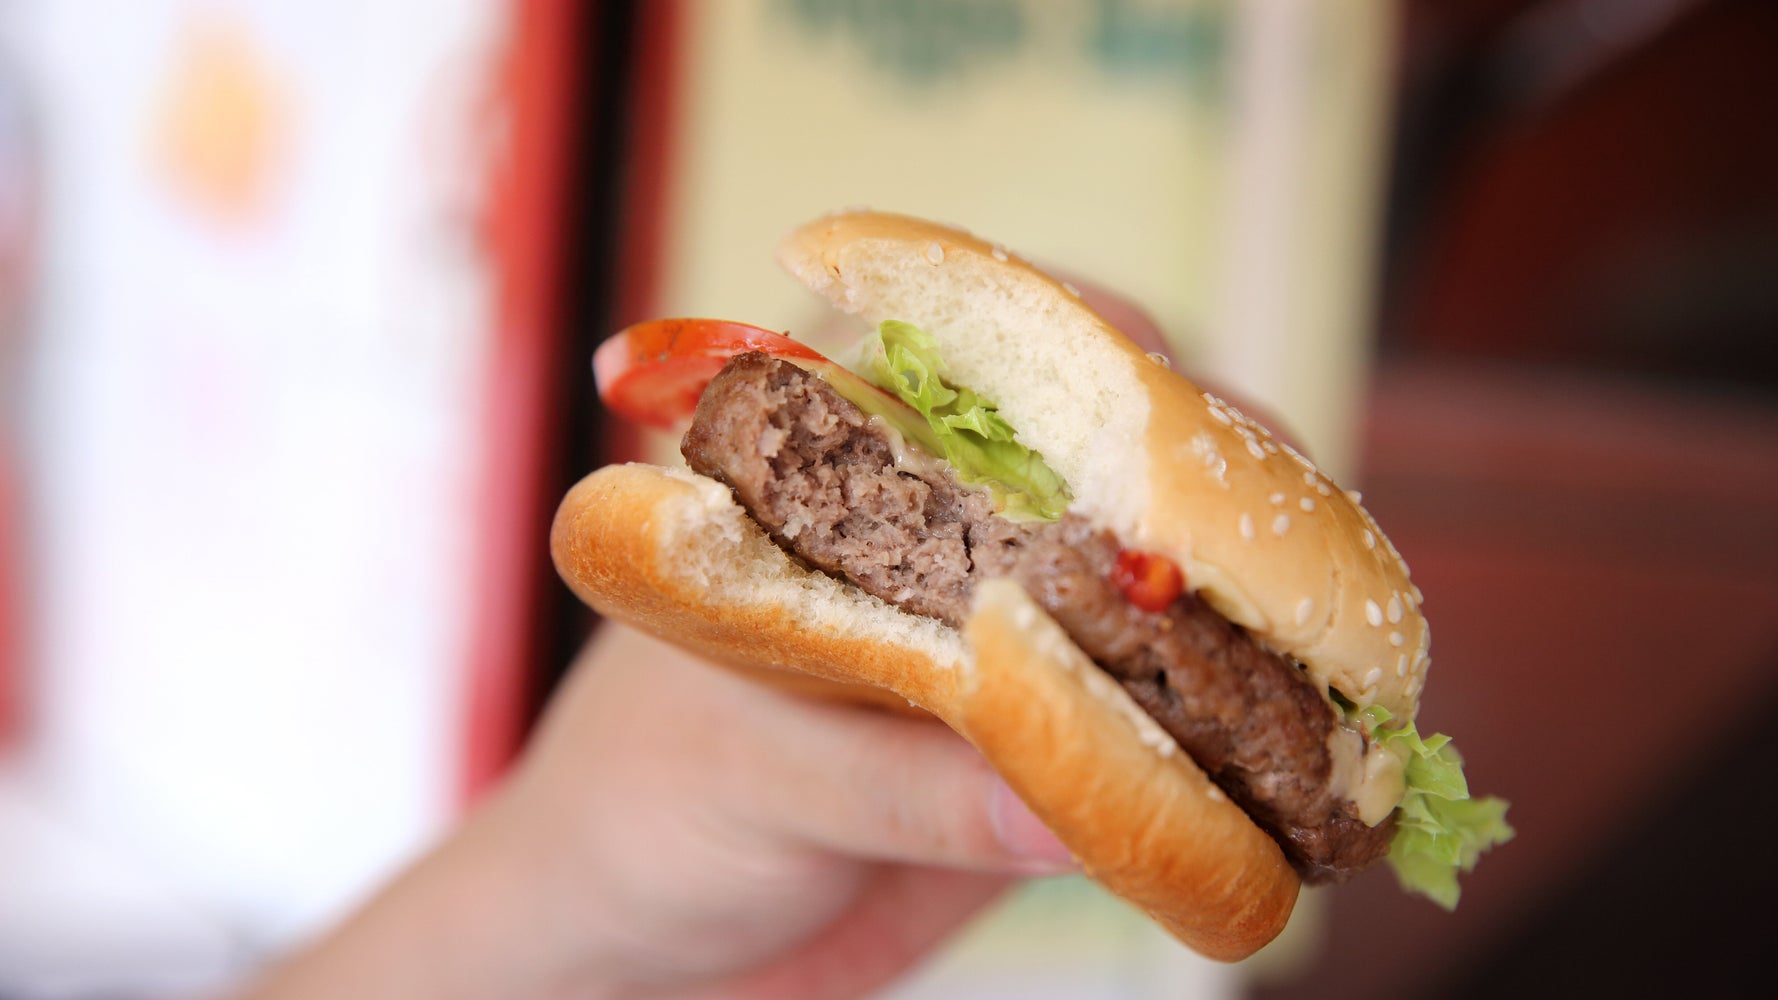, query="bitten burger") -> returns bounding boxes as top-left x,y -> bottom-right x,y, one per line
551,211 -> 1511,960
